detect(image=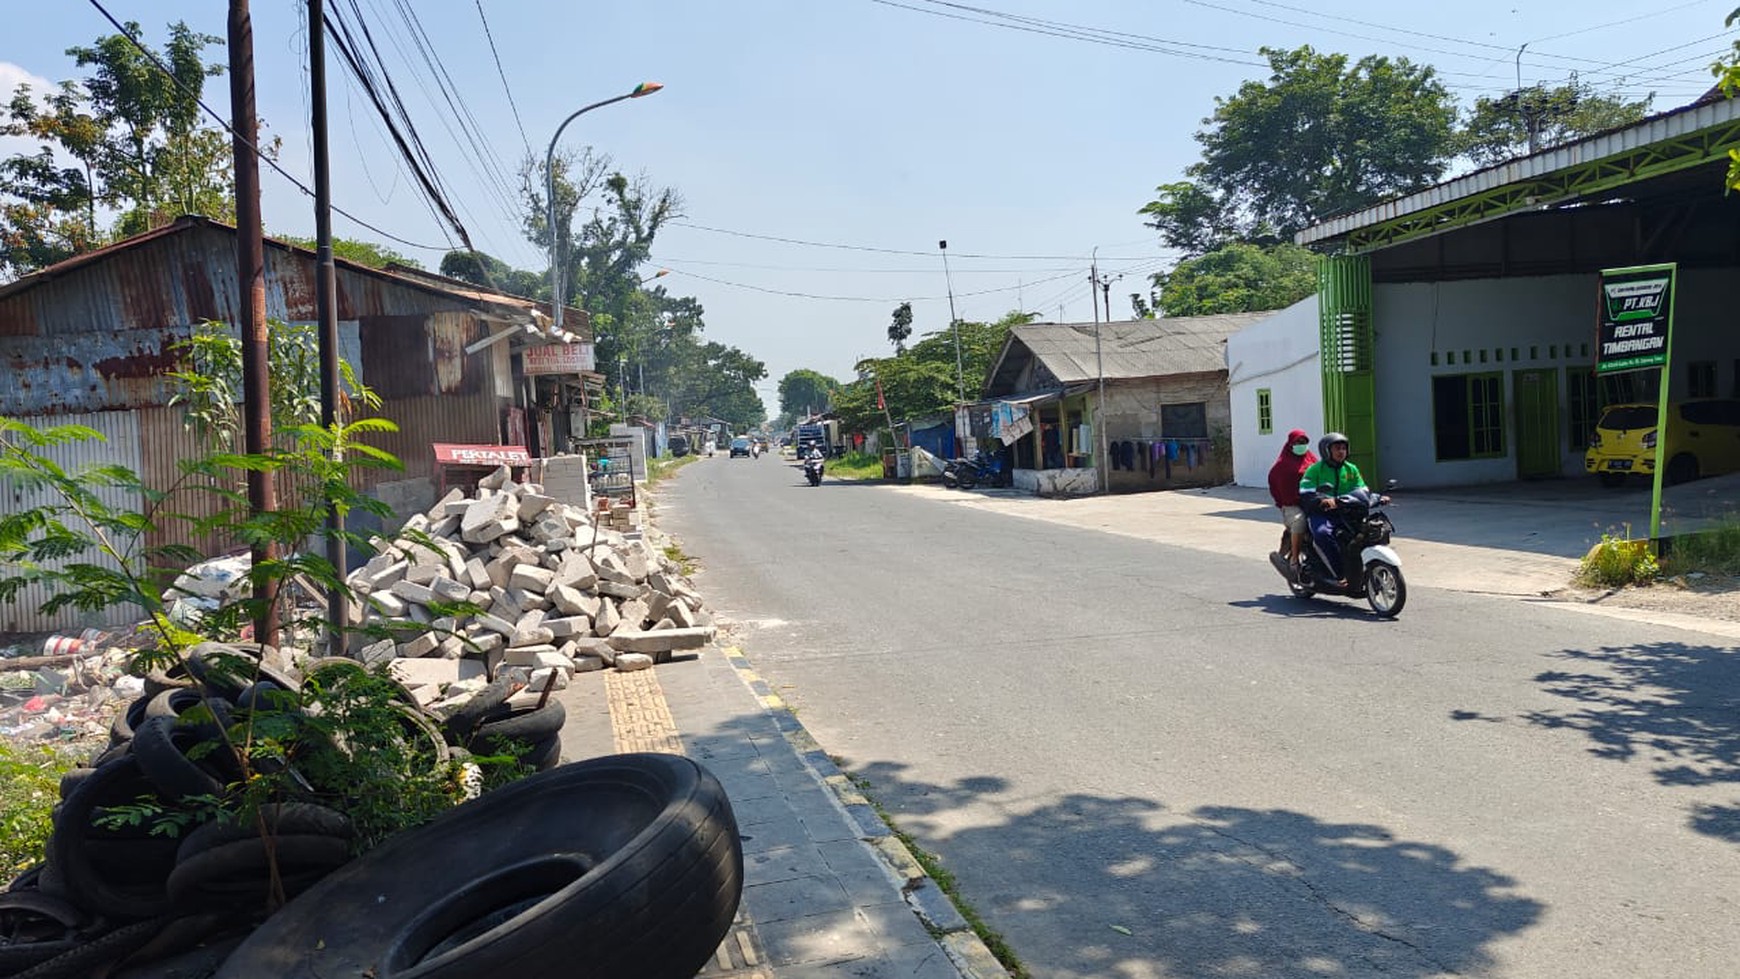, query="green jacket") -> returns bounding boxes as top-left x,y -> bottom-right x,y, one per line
1299,459 -> 1366,506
